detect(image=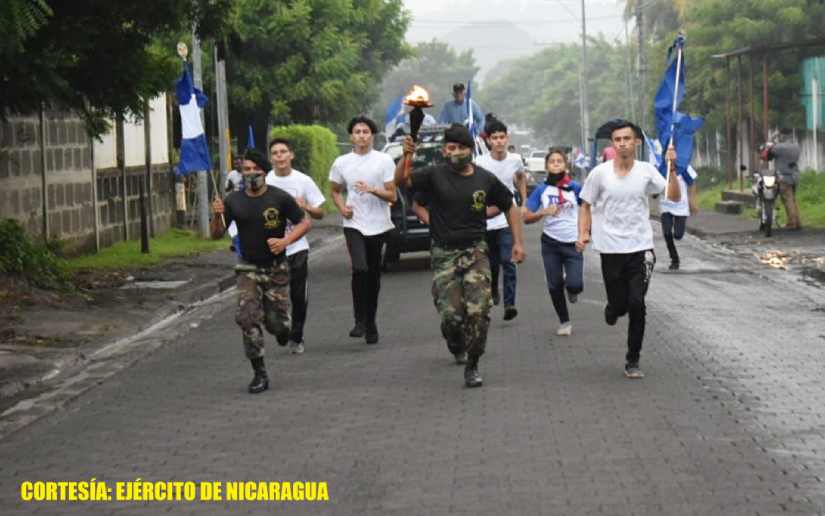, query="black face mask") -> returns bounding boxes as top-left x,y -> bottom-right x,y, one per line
546,172 -> 566,185
447,152 -> 473,172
